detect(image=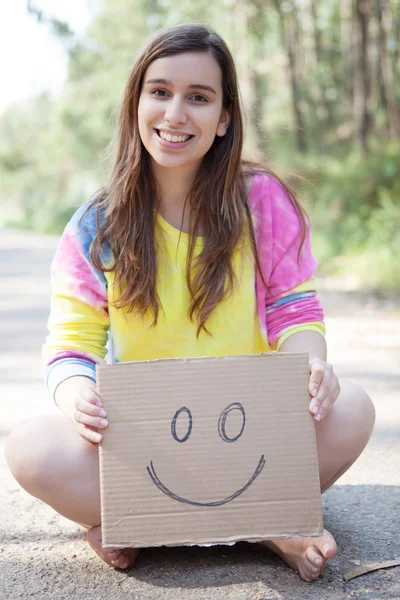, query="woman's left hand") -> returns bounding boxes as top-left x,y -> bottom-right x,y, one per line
308,357 -> 341,421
